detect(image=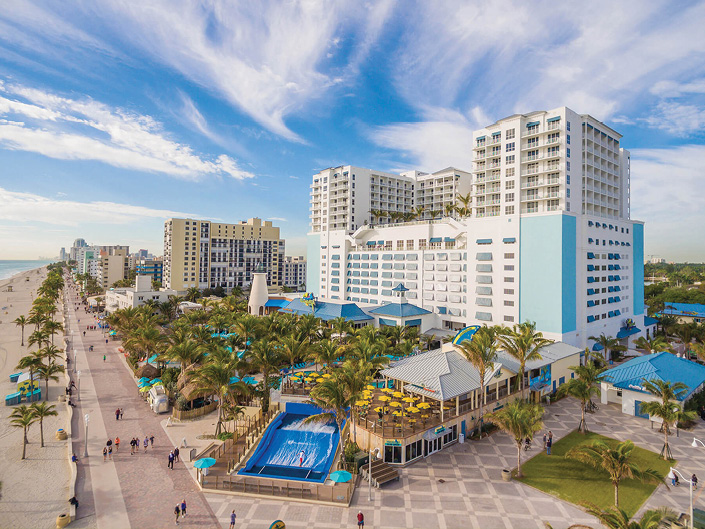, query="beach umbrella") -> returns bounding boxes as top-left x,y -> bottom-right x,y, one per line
322,373 -> 332,378
193,458 -> 217,469
407,407 -> 419,413
402,397 -> 415,403
139,386 -> 151,393
374,406 -> 387,413
316,377 -> 325,383
379,395 -> 391,402
355,400 -> 368,406
138,381 -> 151,388
389,401 -> 401,407
329,470 -> 352,483
393,391 -> 404,398
366,384 -> 376,390
151,378 -> 163,385
417,402 -> 431,409
138,377 -> 150,383
392,410 -> 402,416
